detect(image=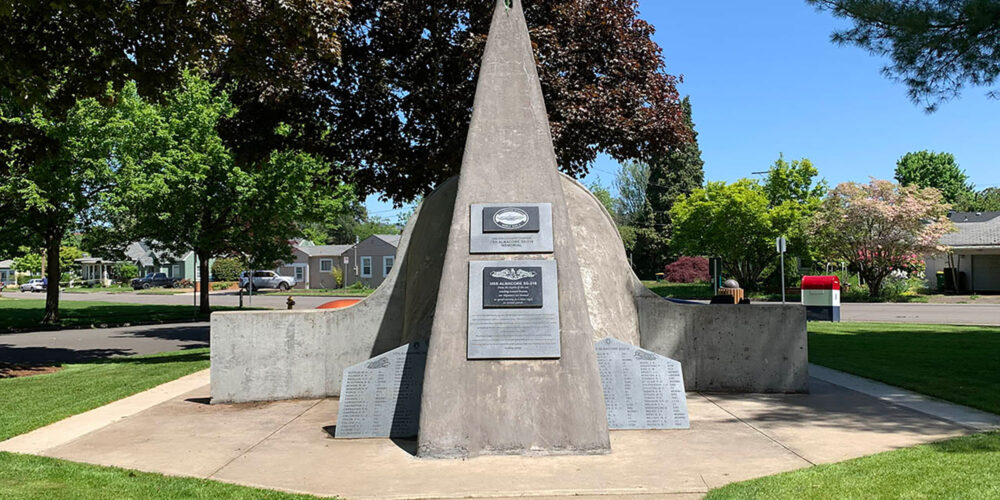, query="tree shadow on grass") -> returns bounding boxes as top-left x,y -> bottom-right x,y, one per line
927,432 -> 1000,454
0,344 -> 208,369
